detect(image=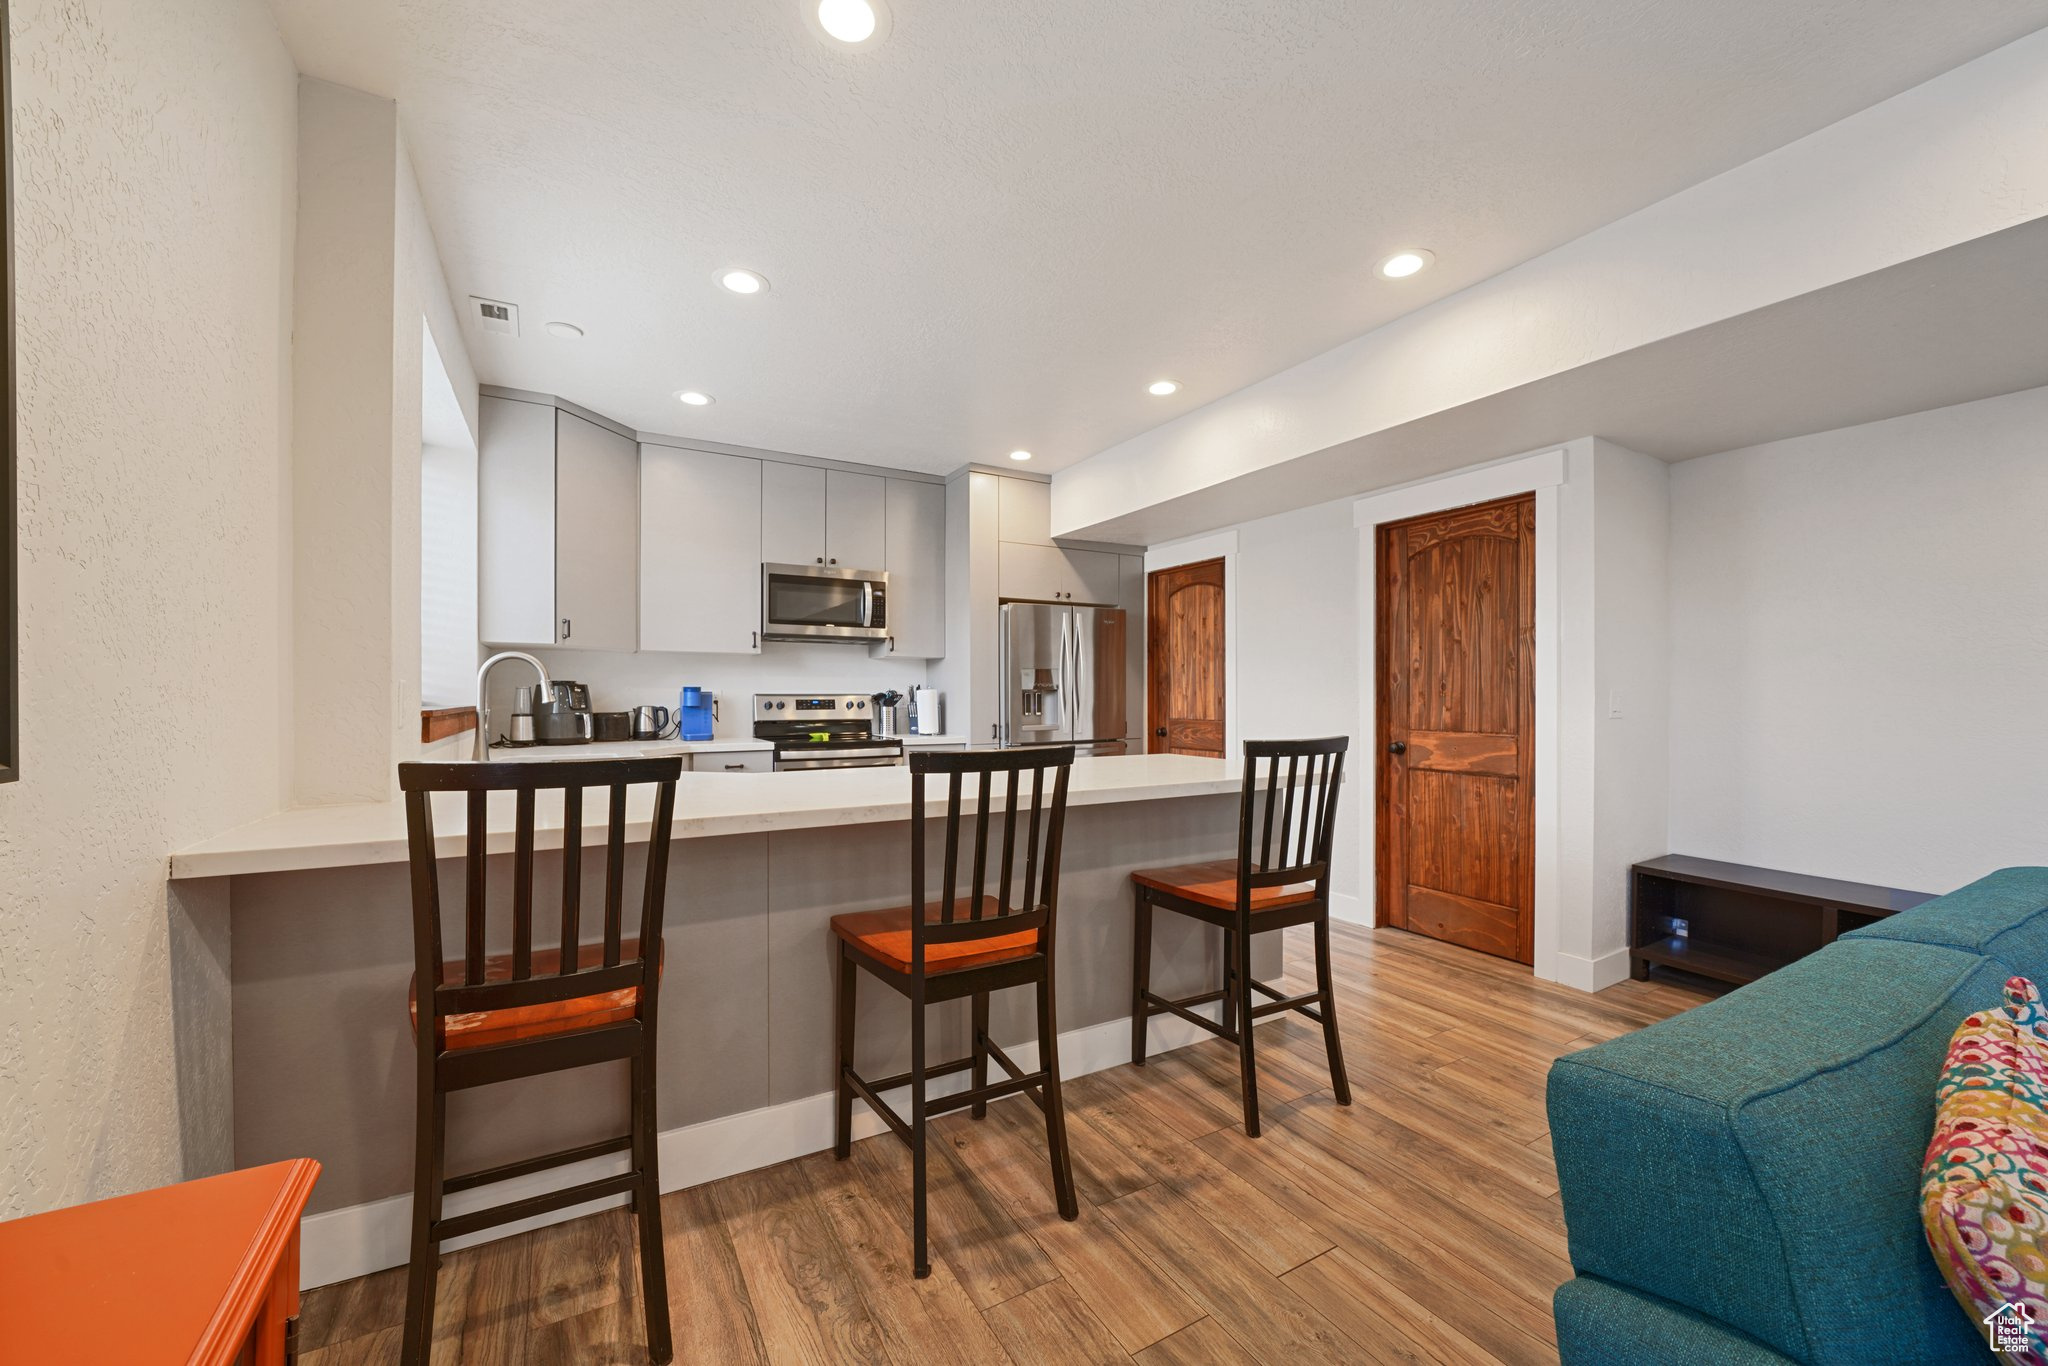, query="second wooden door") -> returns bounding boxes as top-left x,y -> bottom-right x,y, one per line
1377,494 -> 1536,964
1146,558 -> 1225,757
